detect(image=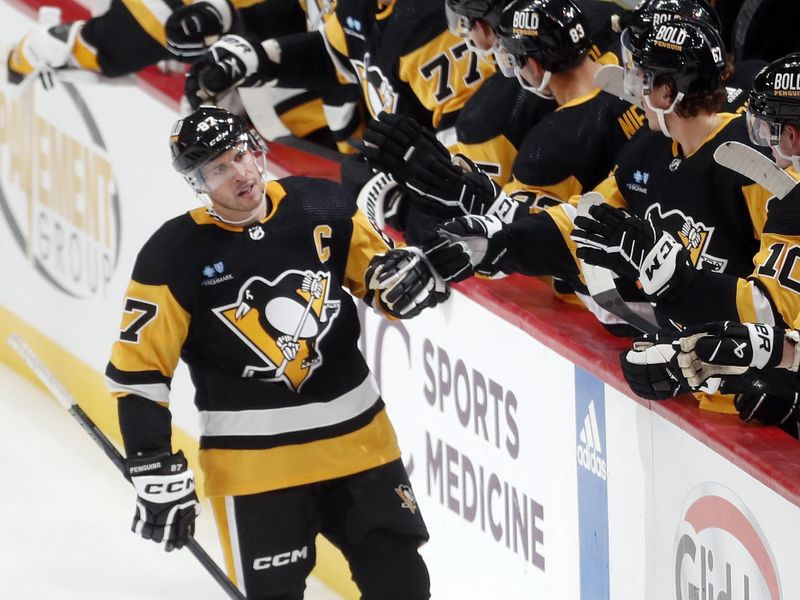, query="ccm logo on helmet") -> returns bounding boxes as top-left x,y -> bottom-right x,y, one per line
253,546 -> 309,570
512,10 -> 539,31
